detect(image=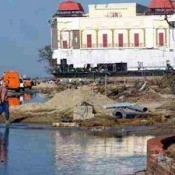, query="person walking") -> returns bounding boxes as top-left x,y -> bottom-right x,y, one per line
0,80 -> 10,124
